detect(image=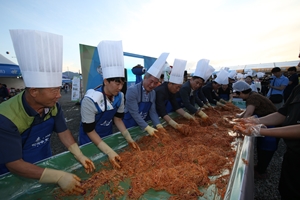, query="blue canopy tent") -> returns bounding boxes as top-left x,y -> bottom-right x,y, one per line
0,54 -> 21,77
